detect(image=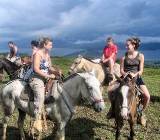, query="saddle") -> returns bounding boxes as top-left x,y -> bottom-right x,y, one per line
25,79 -> 56,103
